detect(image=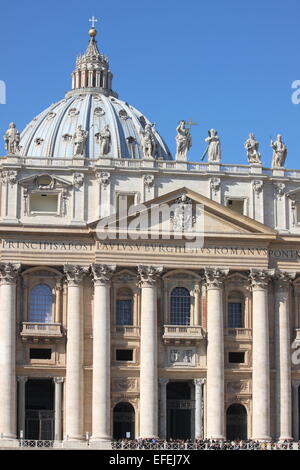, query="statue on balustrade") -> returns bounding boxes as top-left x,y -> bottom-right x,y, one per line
3,122 -> 20,155
271,134 -> 287,168
73,125 -> 88,157
204,129 -> 221,162
175,120 -> 192,161
244,133 -> 261,164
